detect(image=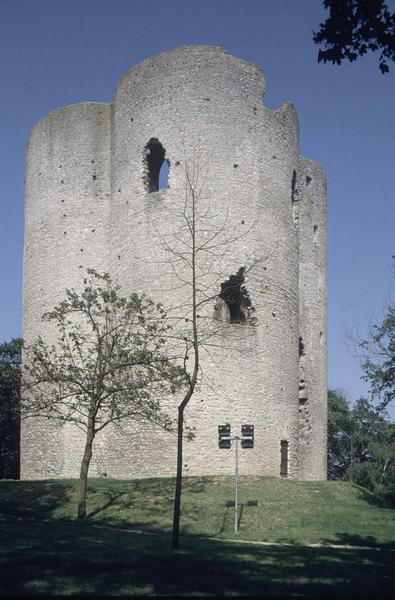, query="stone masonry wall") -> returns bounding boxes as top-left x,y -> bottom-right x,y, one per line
297,158 -> 328,479
21,46 -> 327,481
22,103 -> 111,478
